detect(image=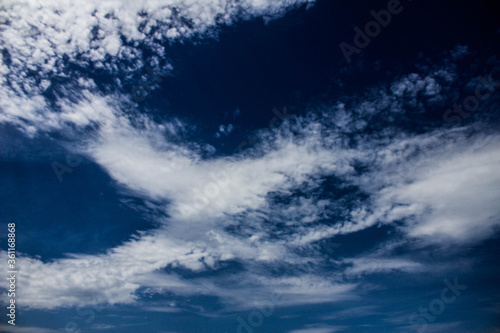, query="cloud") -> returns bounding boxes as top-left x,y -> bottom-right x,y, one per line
342,258 -> 423,275
0,0 -> 314,135
399,321 -> 463,333
7,107 -> 497,310
1,21 -> 500,317
0,324 -> 59,333
216,124 -> 234,137
354,128 -> 500,244
288,324 -> 345,333
321,306 -> 379,320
